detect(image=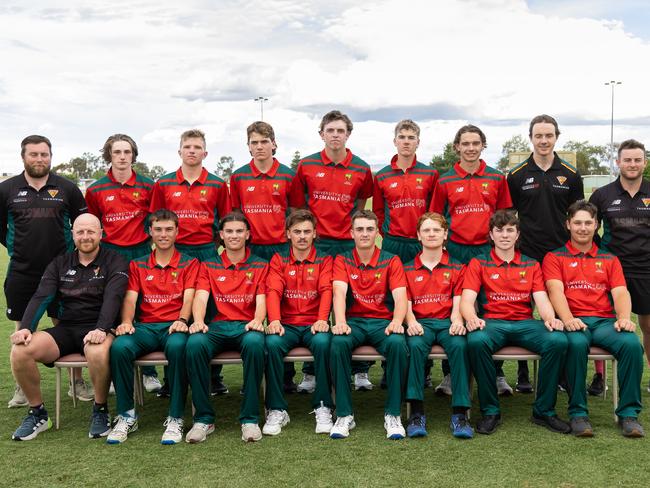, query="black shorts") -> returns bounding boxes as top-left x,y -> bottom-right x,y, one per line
4,270 -> 57,321
626,276 -> 650,316
43,325 -> 96,364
